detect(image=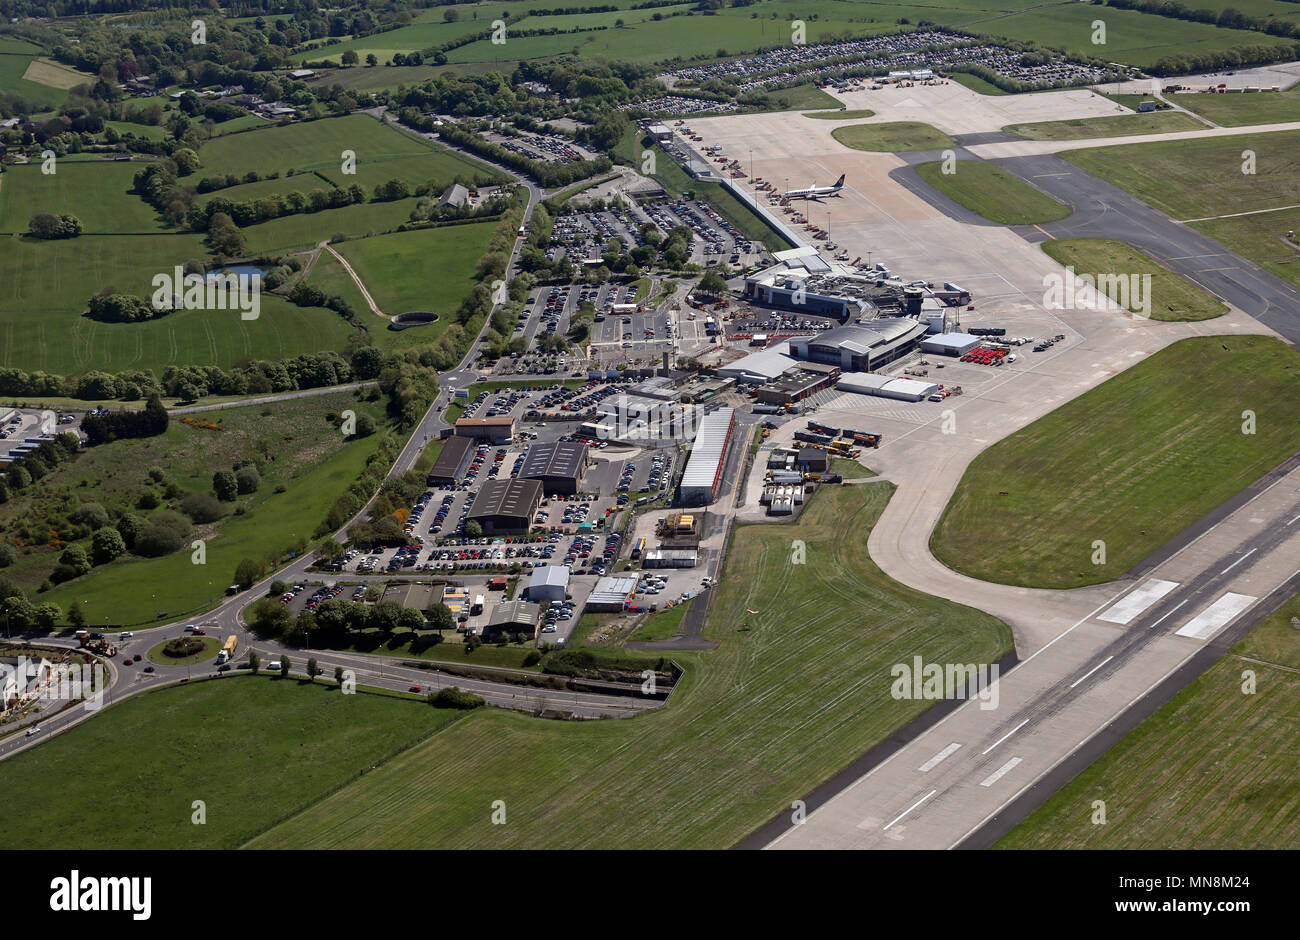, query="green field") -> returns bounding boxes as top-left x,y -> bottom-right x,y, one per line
0,162 -> 167,234
948,71 -> 1011,96
0,50 -> 72,110
332,222 -> 498,329
962,4 -> 1297,69
238,198 -> 422,254
804,108 -> 877,121
1003,110 -> 1205,140
0,676 -> 465,848
197,114 -> 456,182
0,234 -> 359,375
1066,129 -> 1300,289
27,393 -> 389,625
932,336 -> 1300,589
916,160 -> 1072,224
831,121 -> 954,152
245,484 -> 1012,848
1172,86 -> 1300,127
1041,238 -> 1227,321
999,594 -> 1300,849
1066,129 -> 1300,220
629,599 -> 690,642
